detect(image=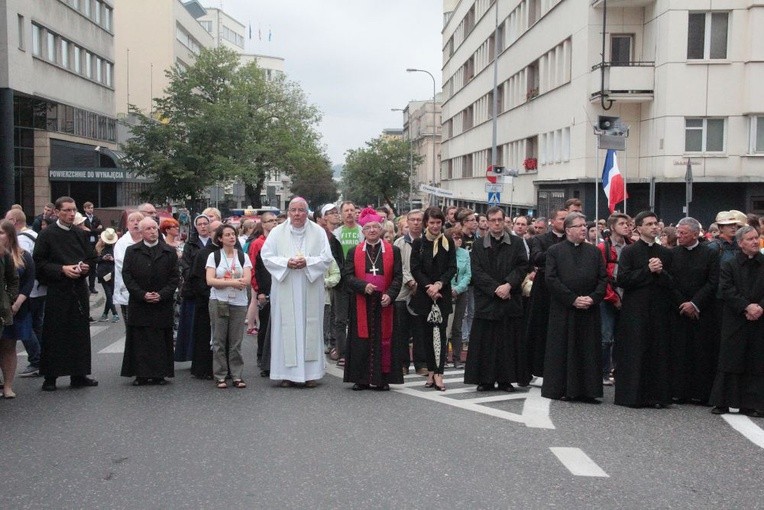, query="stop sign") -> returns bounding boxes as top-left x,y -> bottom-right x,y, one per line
486,165 -> 497,184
